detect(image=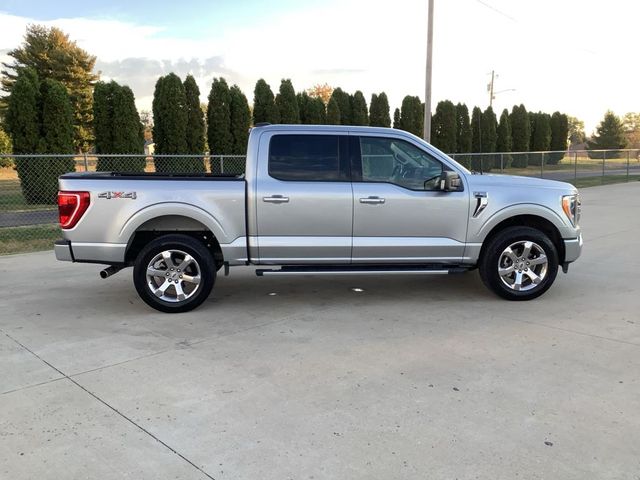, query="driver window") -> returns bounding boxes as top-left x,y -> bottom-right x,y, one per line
360,137 -> 443,190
